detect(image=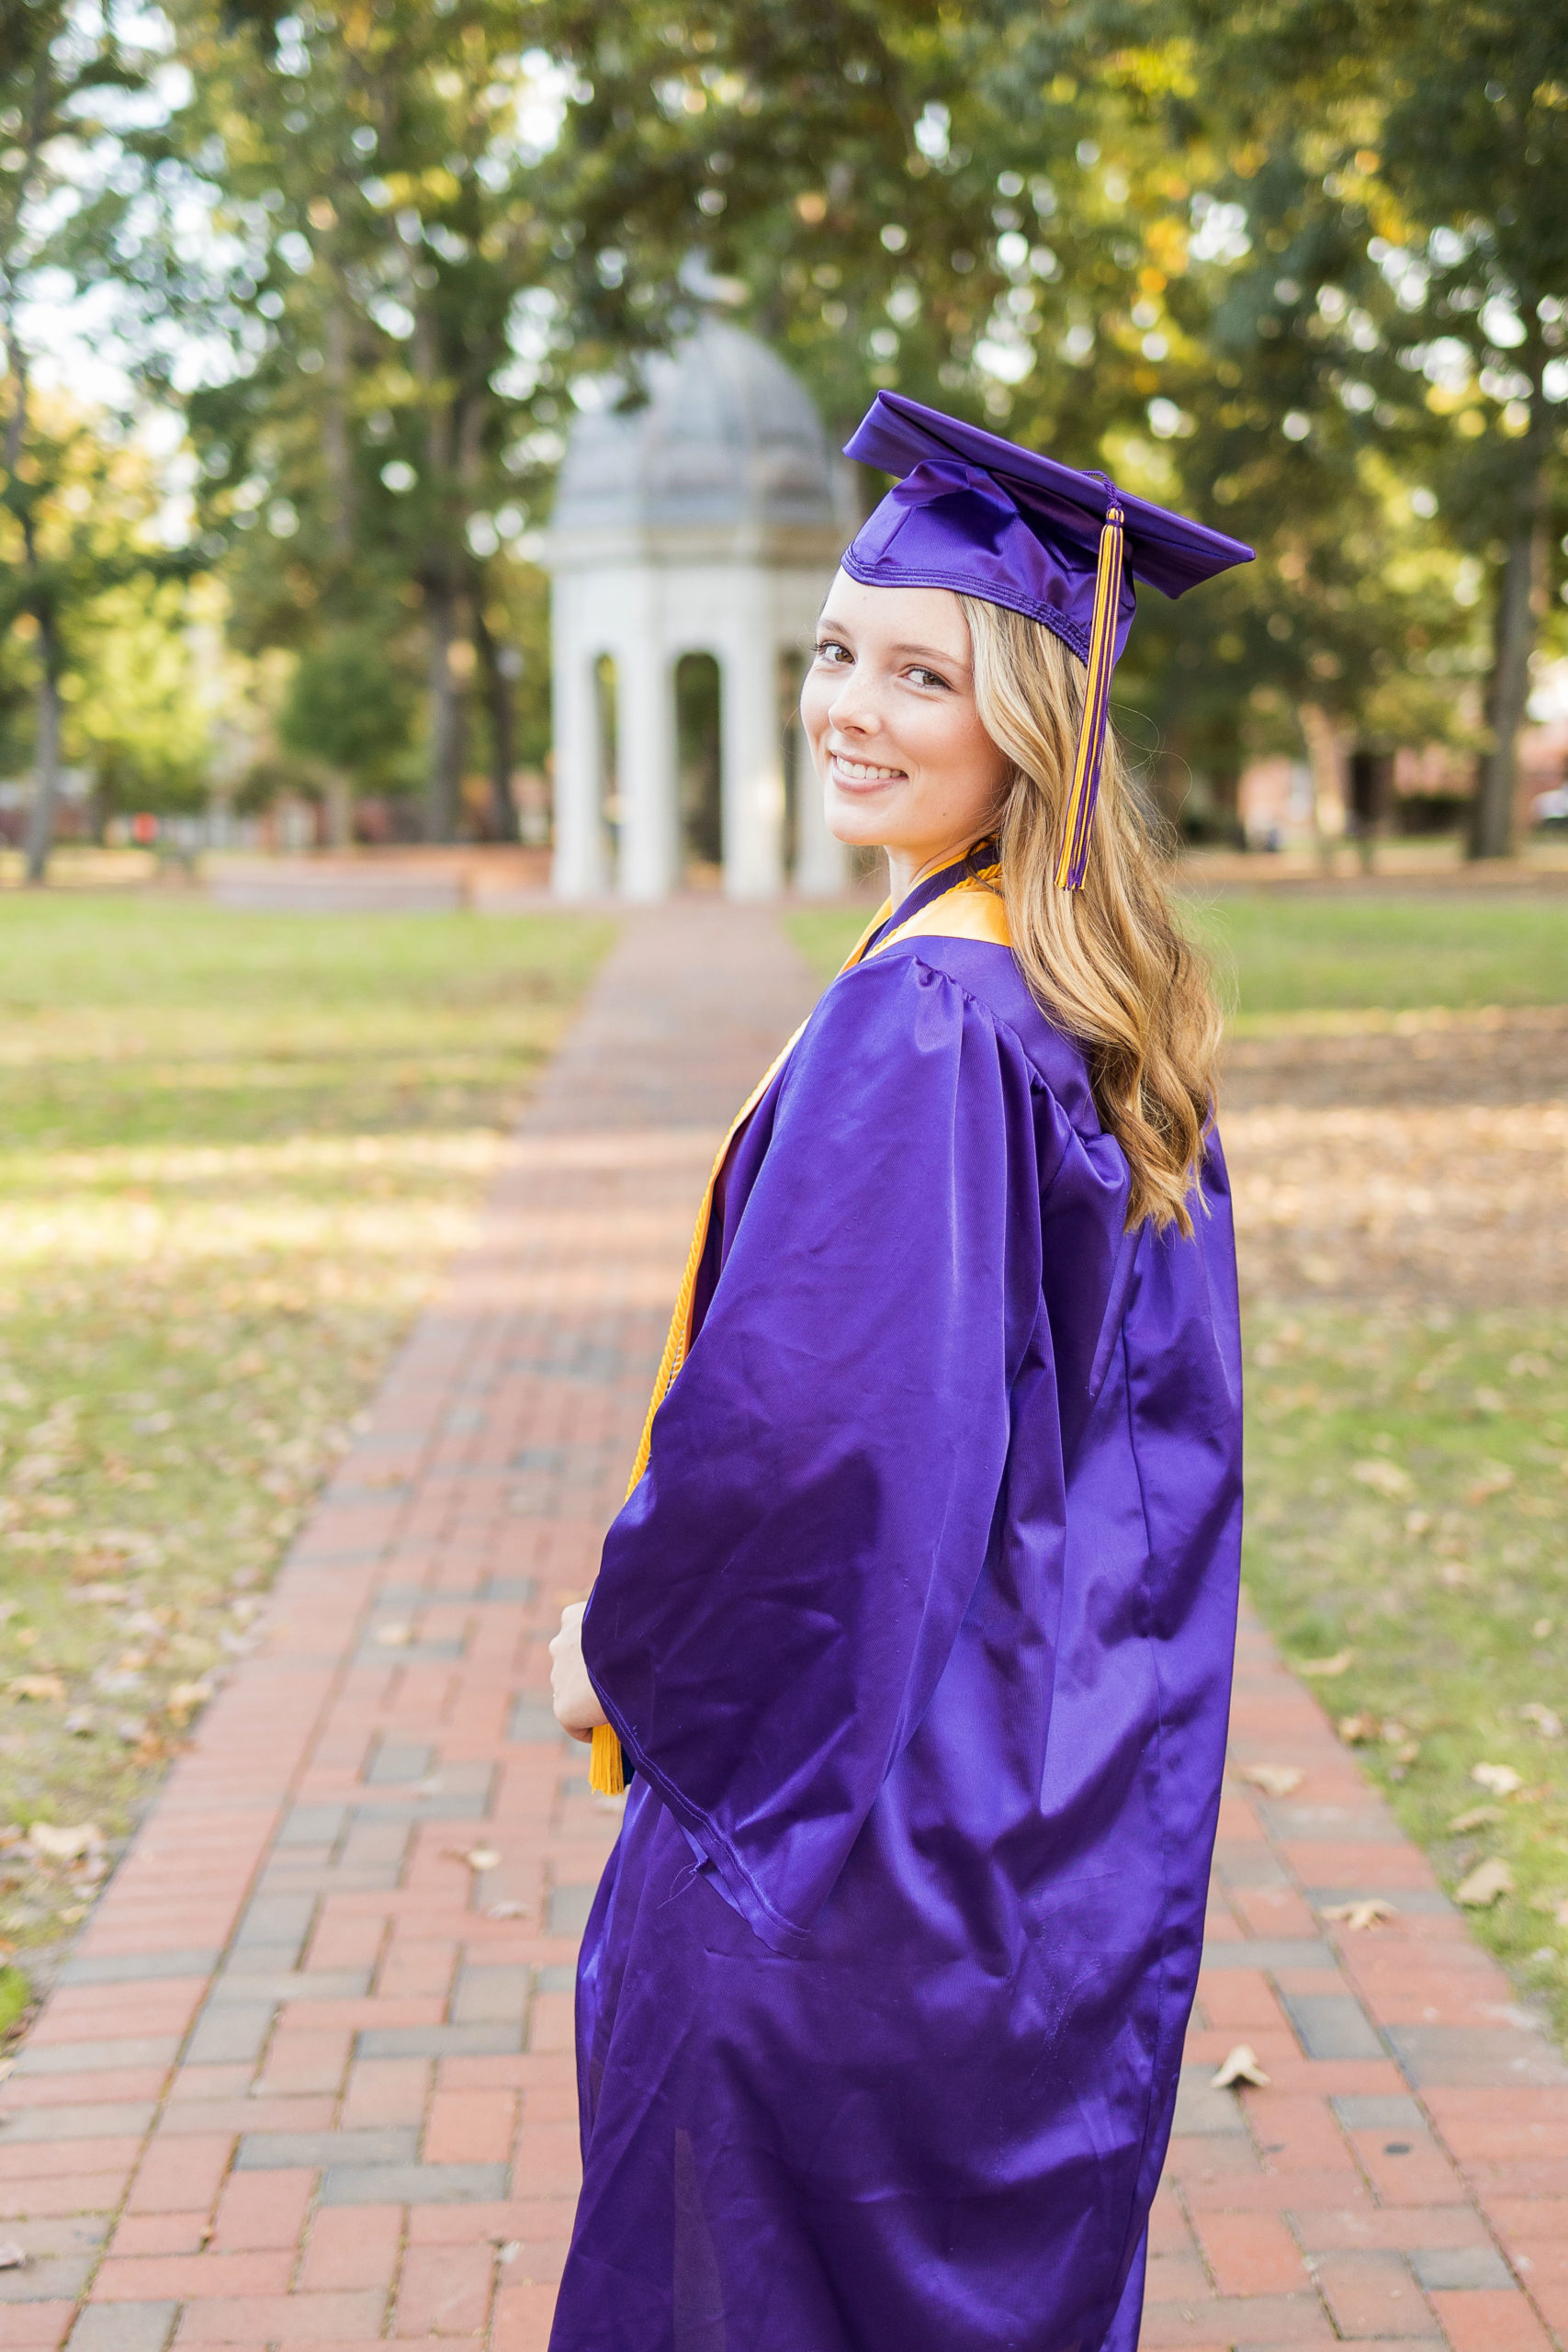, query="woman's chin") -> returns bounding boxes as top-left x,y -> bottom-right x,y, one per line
825,788 -> 897,849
